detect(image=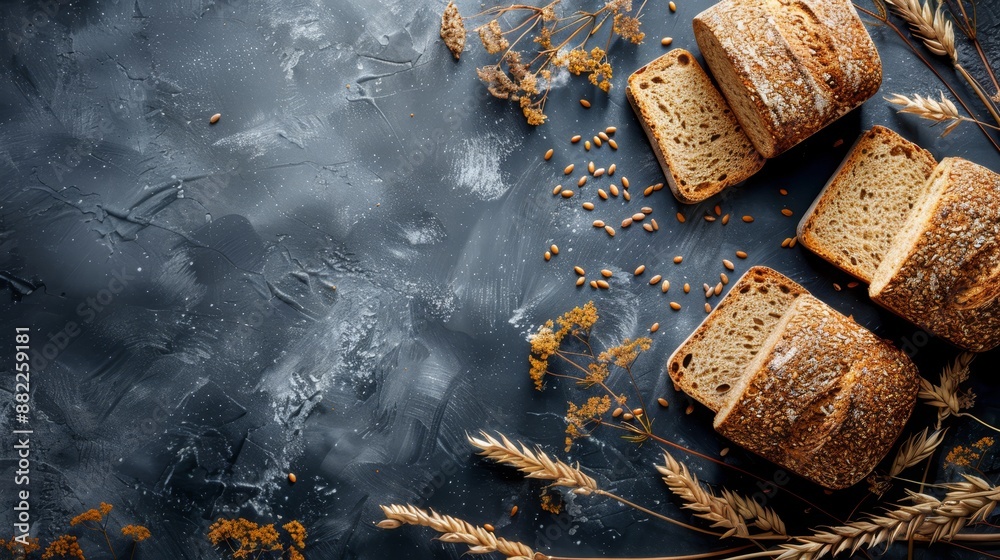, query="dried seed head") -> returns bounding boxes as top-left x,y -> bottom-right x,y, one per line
670,302 -> 681,311
564,164 -> 575,175
634,265 -> 646,275
601,269 -> 613,278
544,149 -> 554,161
